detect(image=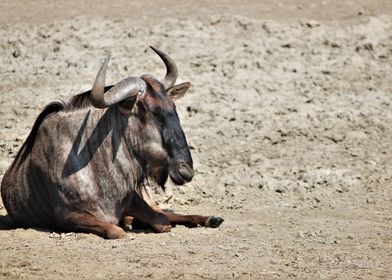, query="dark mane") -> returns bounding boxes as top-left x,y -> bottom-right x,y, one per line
68,85 -> 114,110
68,90 -> 92,110
11,85 -> 114,168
